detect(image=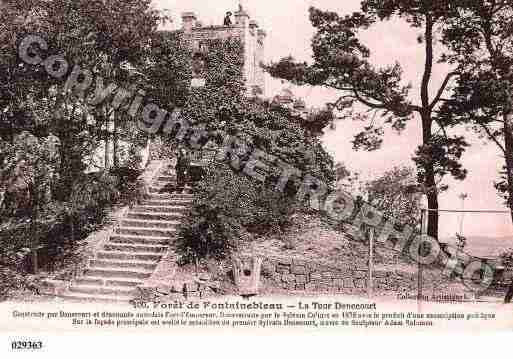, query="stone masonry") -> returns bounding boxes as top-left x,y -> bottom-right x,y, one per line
179,7 -> 266,95
258,255 -> 446,295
